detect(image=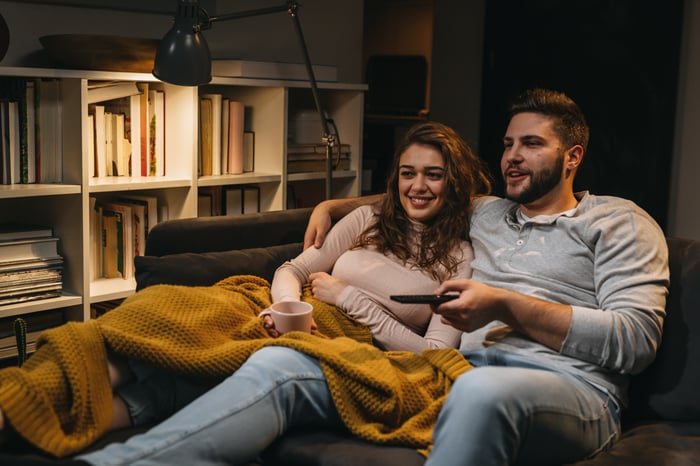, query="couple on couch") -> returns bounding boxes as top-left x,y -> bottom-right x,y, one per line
0,88 -> 669,466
